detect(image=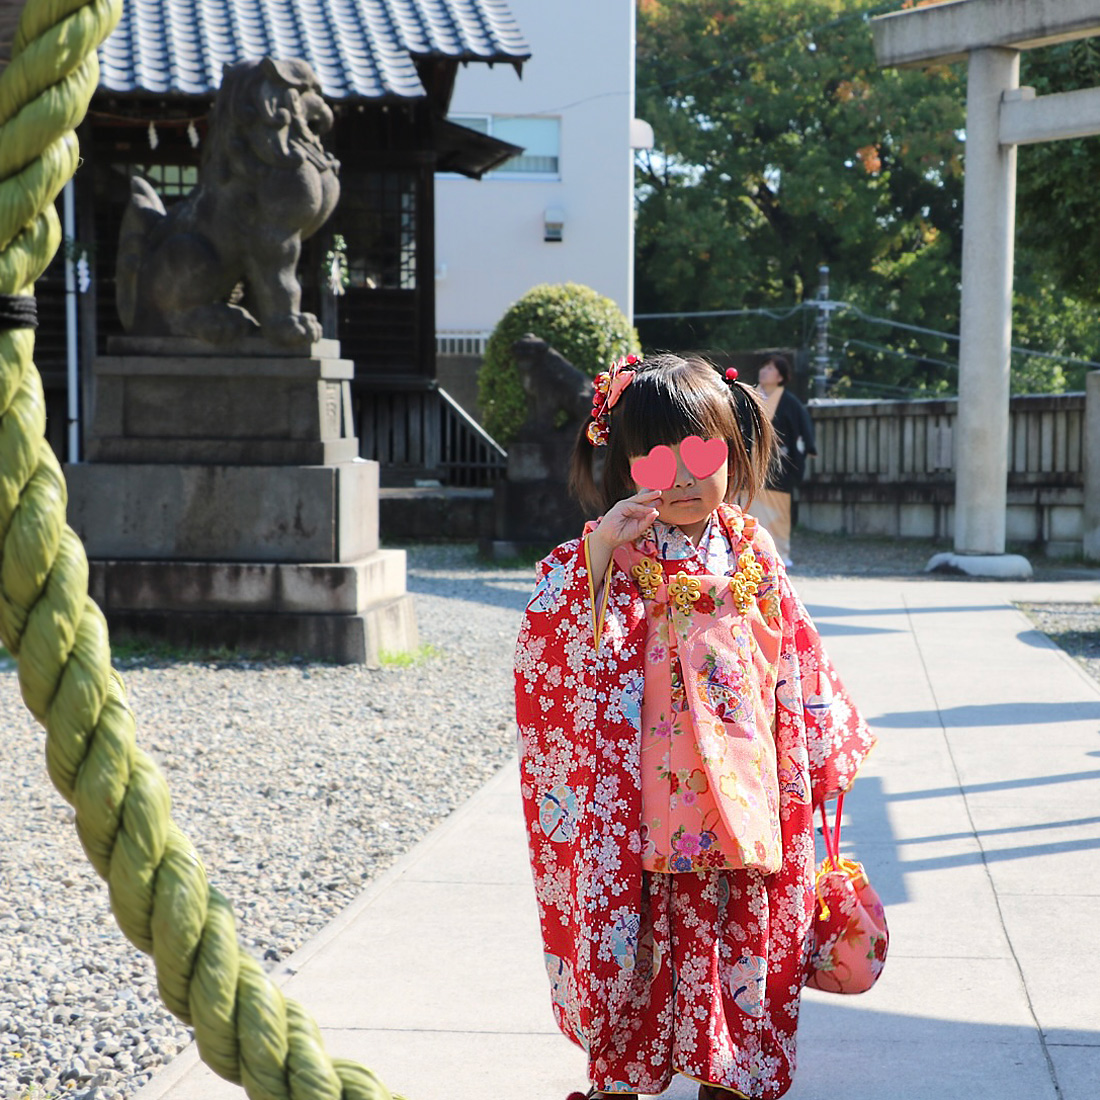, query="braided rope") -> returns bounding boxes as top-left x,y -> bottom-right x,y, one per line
0,3 -> 404,1097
